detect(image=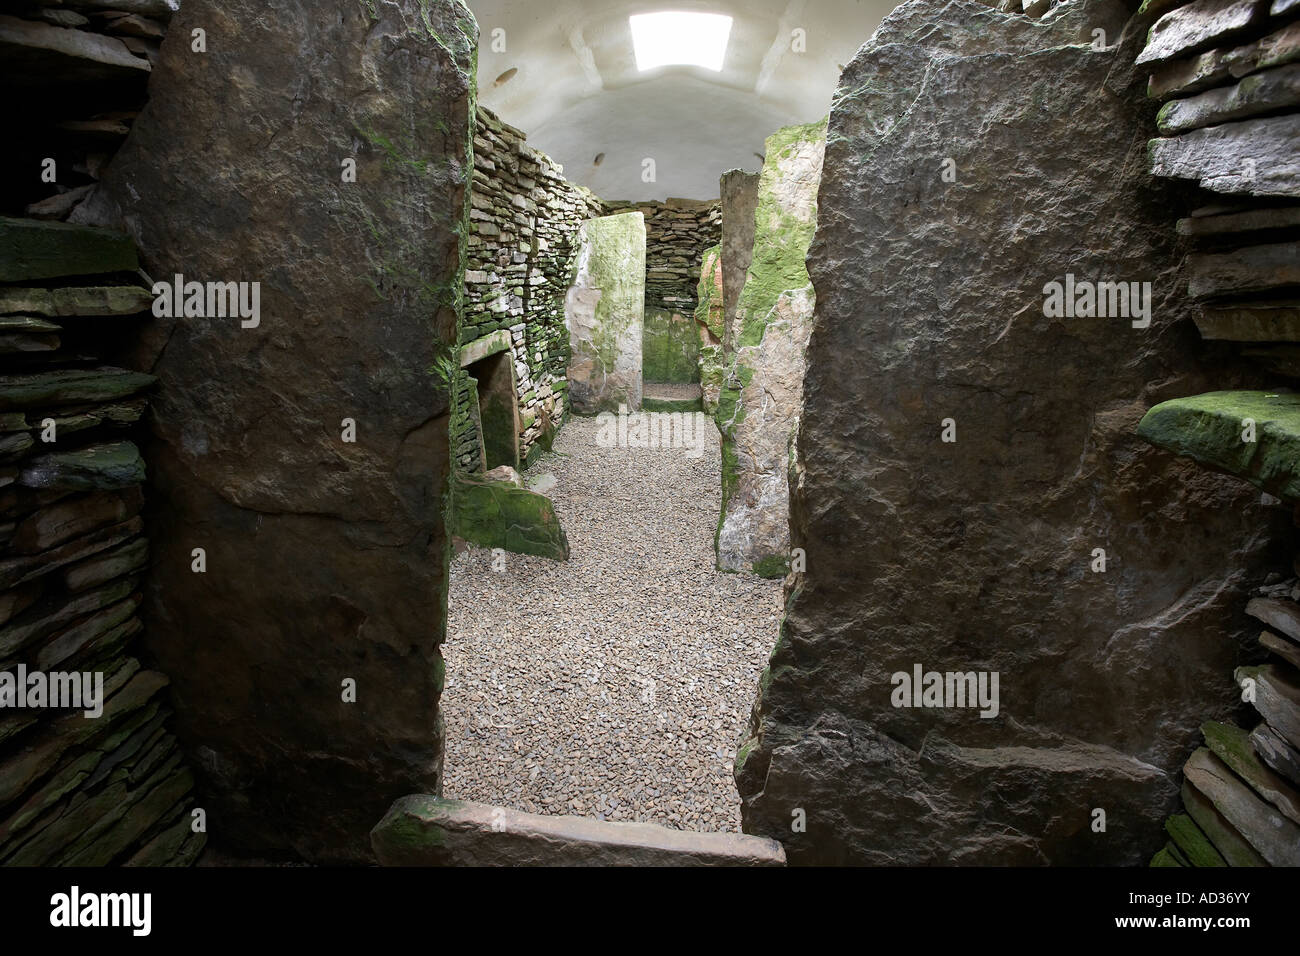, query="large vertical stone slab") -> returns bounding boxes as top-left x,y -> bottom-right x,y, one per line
735,0 -> 1288,865
79,0 -> 477,861
564,212 -> 645,414
695,245 -> 725,416
719,169 -> 760,352
715,121 -> 825,576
